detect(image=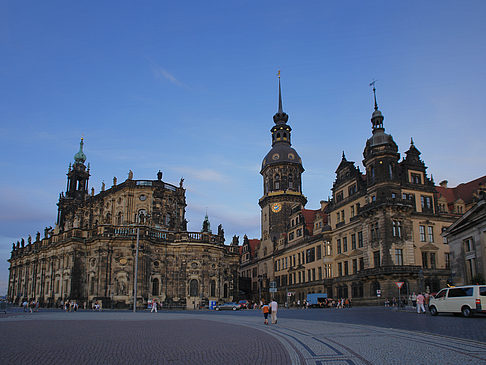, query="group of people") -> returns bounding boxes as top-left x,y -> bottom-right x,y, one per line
63,300 -> 80,312
384,292 -> 430,314
261,299 -> 278,325
22,300 -> 39,313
